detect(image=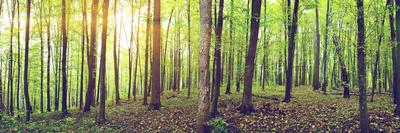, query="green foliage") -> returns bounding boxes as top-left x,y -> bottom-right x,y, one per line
209,117 -> 228,133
